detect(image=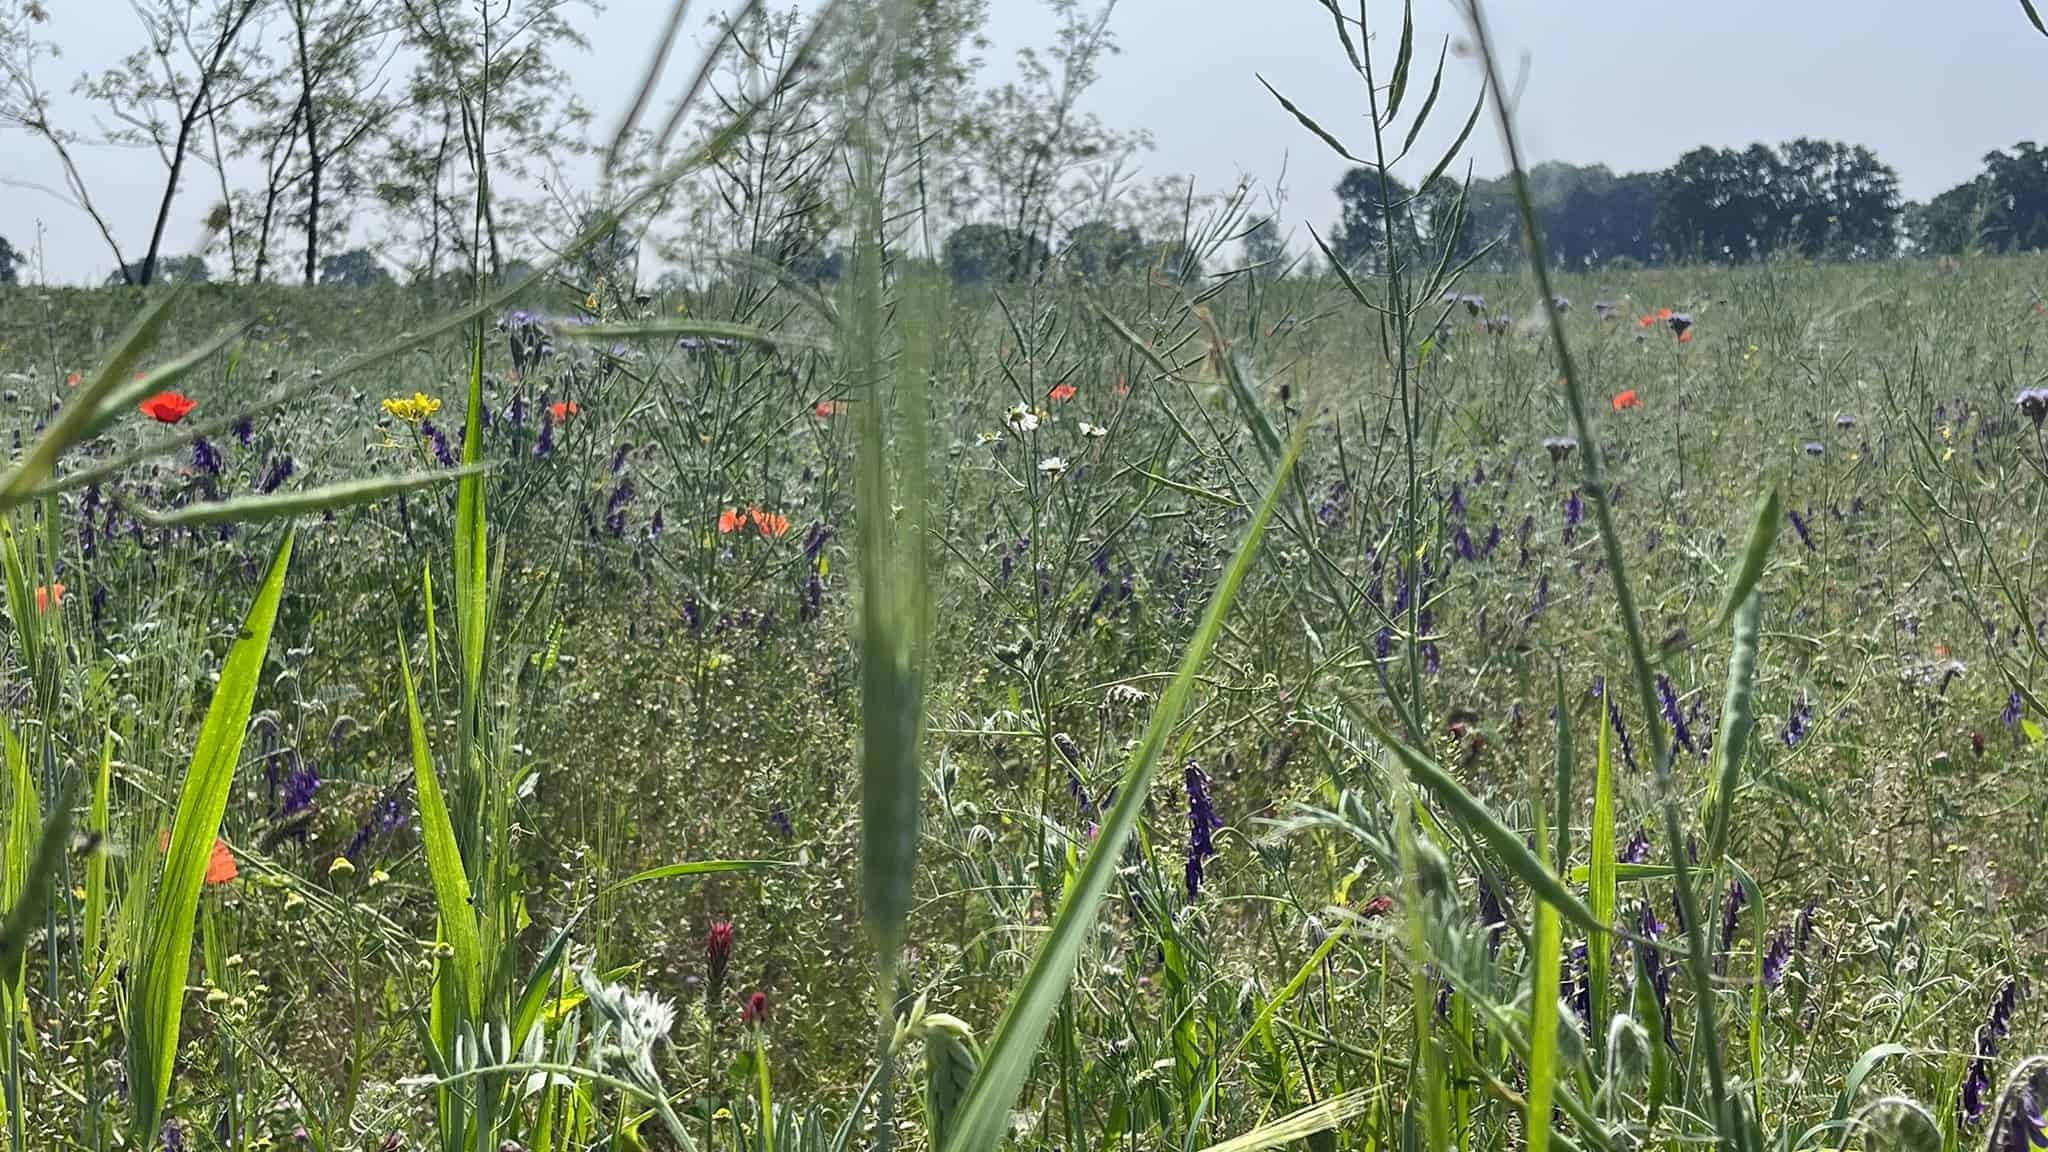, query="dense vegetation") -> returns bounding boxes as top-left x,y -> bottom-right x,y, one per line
0,2 -> 2045,1152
